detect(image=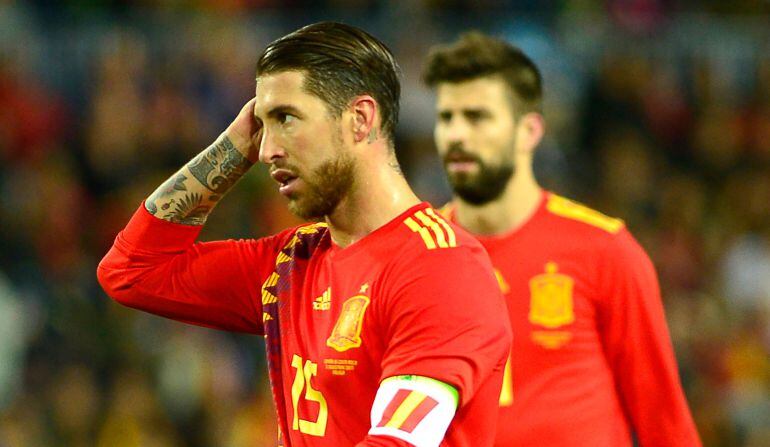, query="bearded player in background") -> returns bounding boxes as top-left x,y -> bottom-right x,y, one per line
98,23 -> 511,447
423,32 -> 702,446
